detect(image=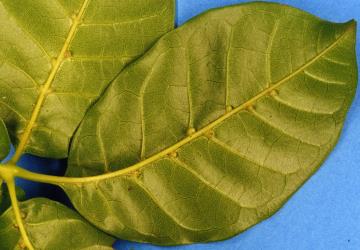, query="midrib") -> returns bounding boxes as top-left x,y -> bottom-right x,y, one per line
13,21 -> 354,185
10,0 -> 90,163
